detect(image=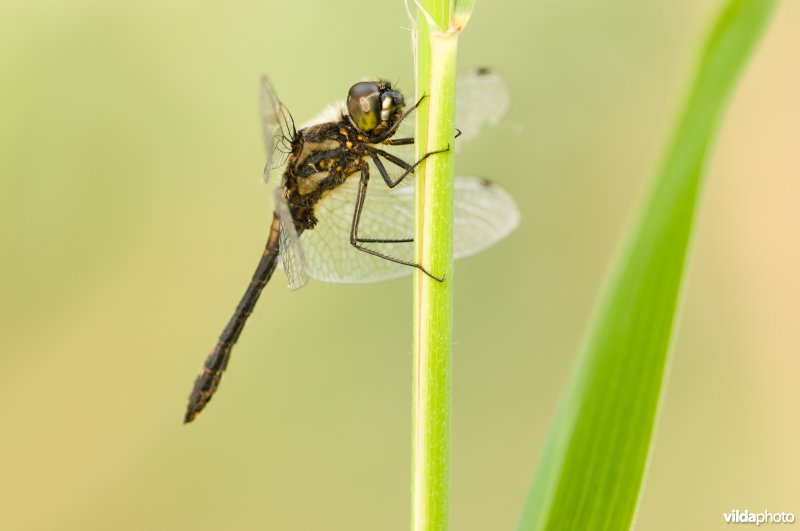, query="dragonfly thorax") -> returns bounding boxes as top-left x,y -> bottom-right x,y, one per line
282,120 -> 365,230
